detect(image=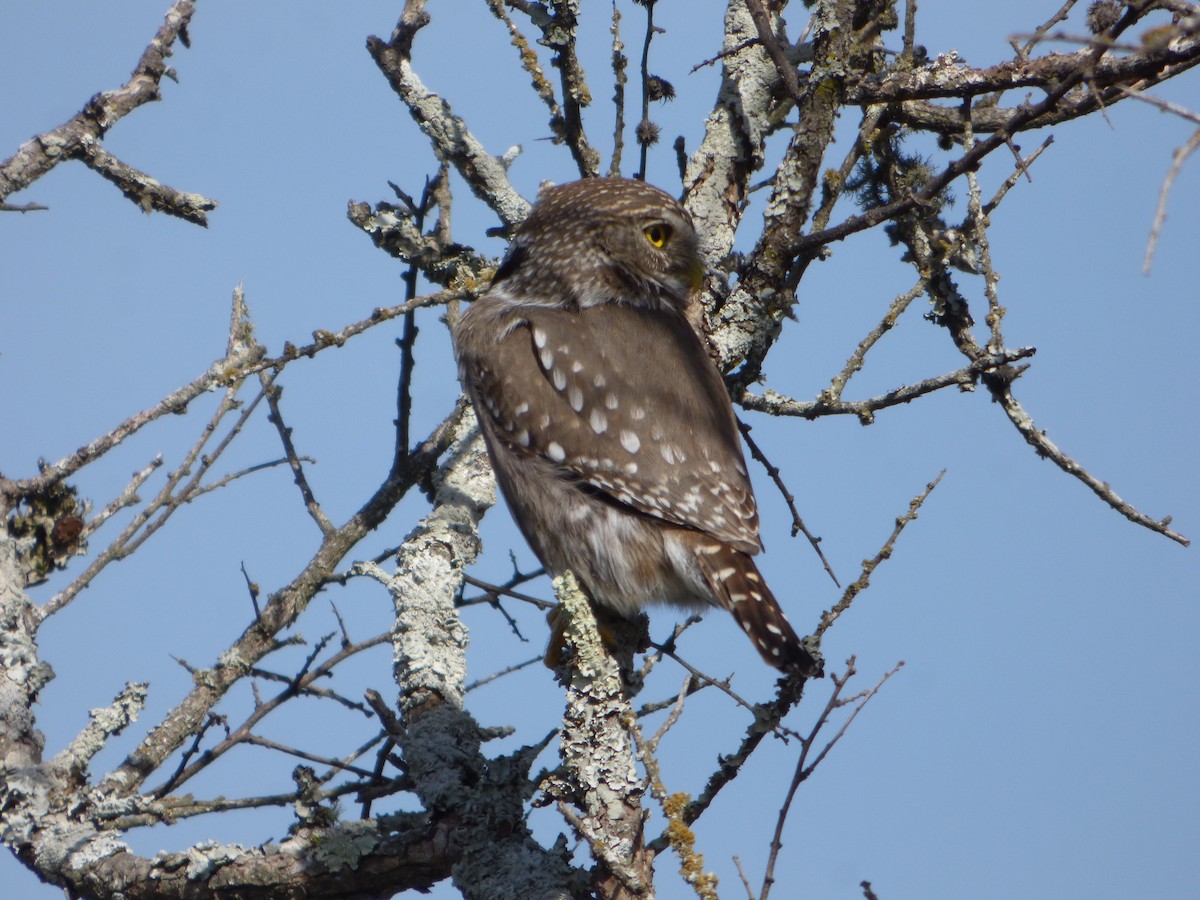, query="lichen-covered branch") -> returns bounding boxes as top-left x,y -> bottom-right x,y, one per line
354,416 -> 586,900
545,571 -> 654,898
367,0 -> 531,232
0,0 -> 216,224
